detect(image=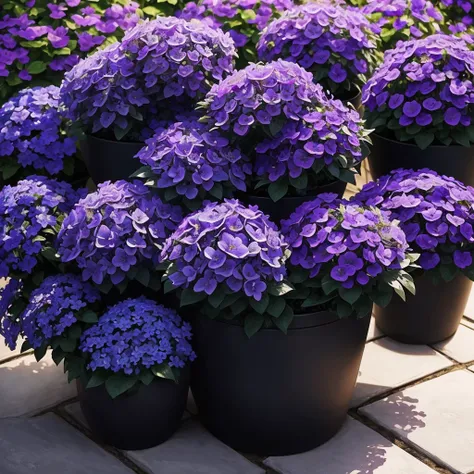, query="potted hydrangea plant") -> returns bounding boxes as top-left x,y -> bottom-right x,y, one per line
362,34 -> 474,185
134,117 -> 252,210
355,168 -> 474,344
161,197 -> 412,455
257,2 -> 379,103
57,180 -> 182,297
199,59 -> 370,221
0,275 -> 195,450
59,17 -> 237,183
0,86 -> 81,185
